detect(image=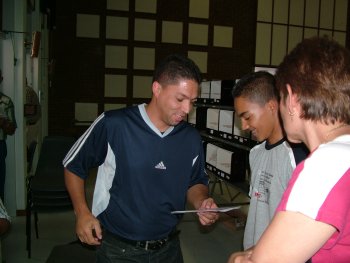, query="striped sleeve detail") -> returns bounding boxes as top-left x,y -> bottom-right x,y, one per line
63,113 -> 105,166
192,155 -> 198,166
